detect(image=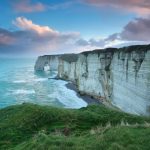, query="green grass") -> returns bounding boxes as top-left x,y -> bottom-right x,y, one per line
0,103 -> 150,150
